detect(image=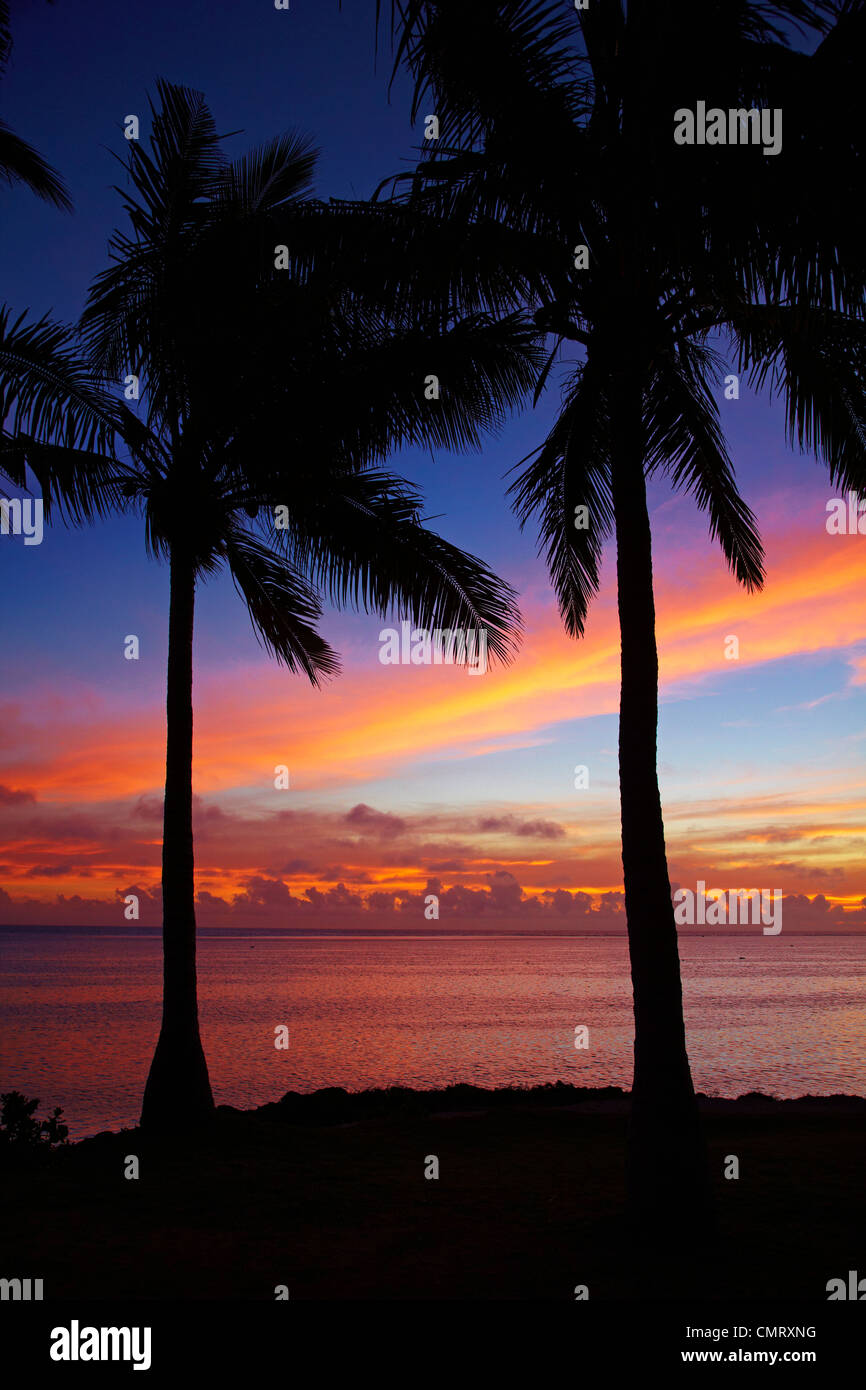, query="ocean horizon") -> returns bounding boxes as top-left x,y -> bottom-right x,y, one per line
2,924 -> 863,936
